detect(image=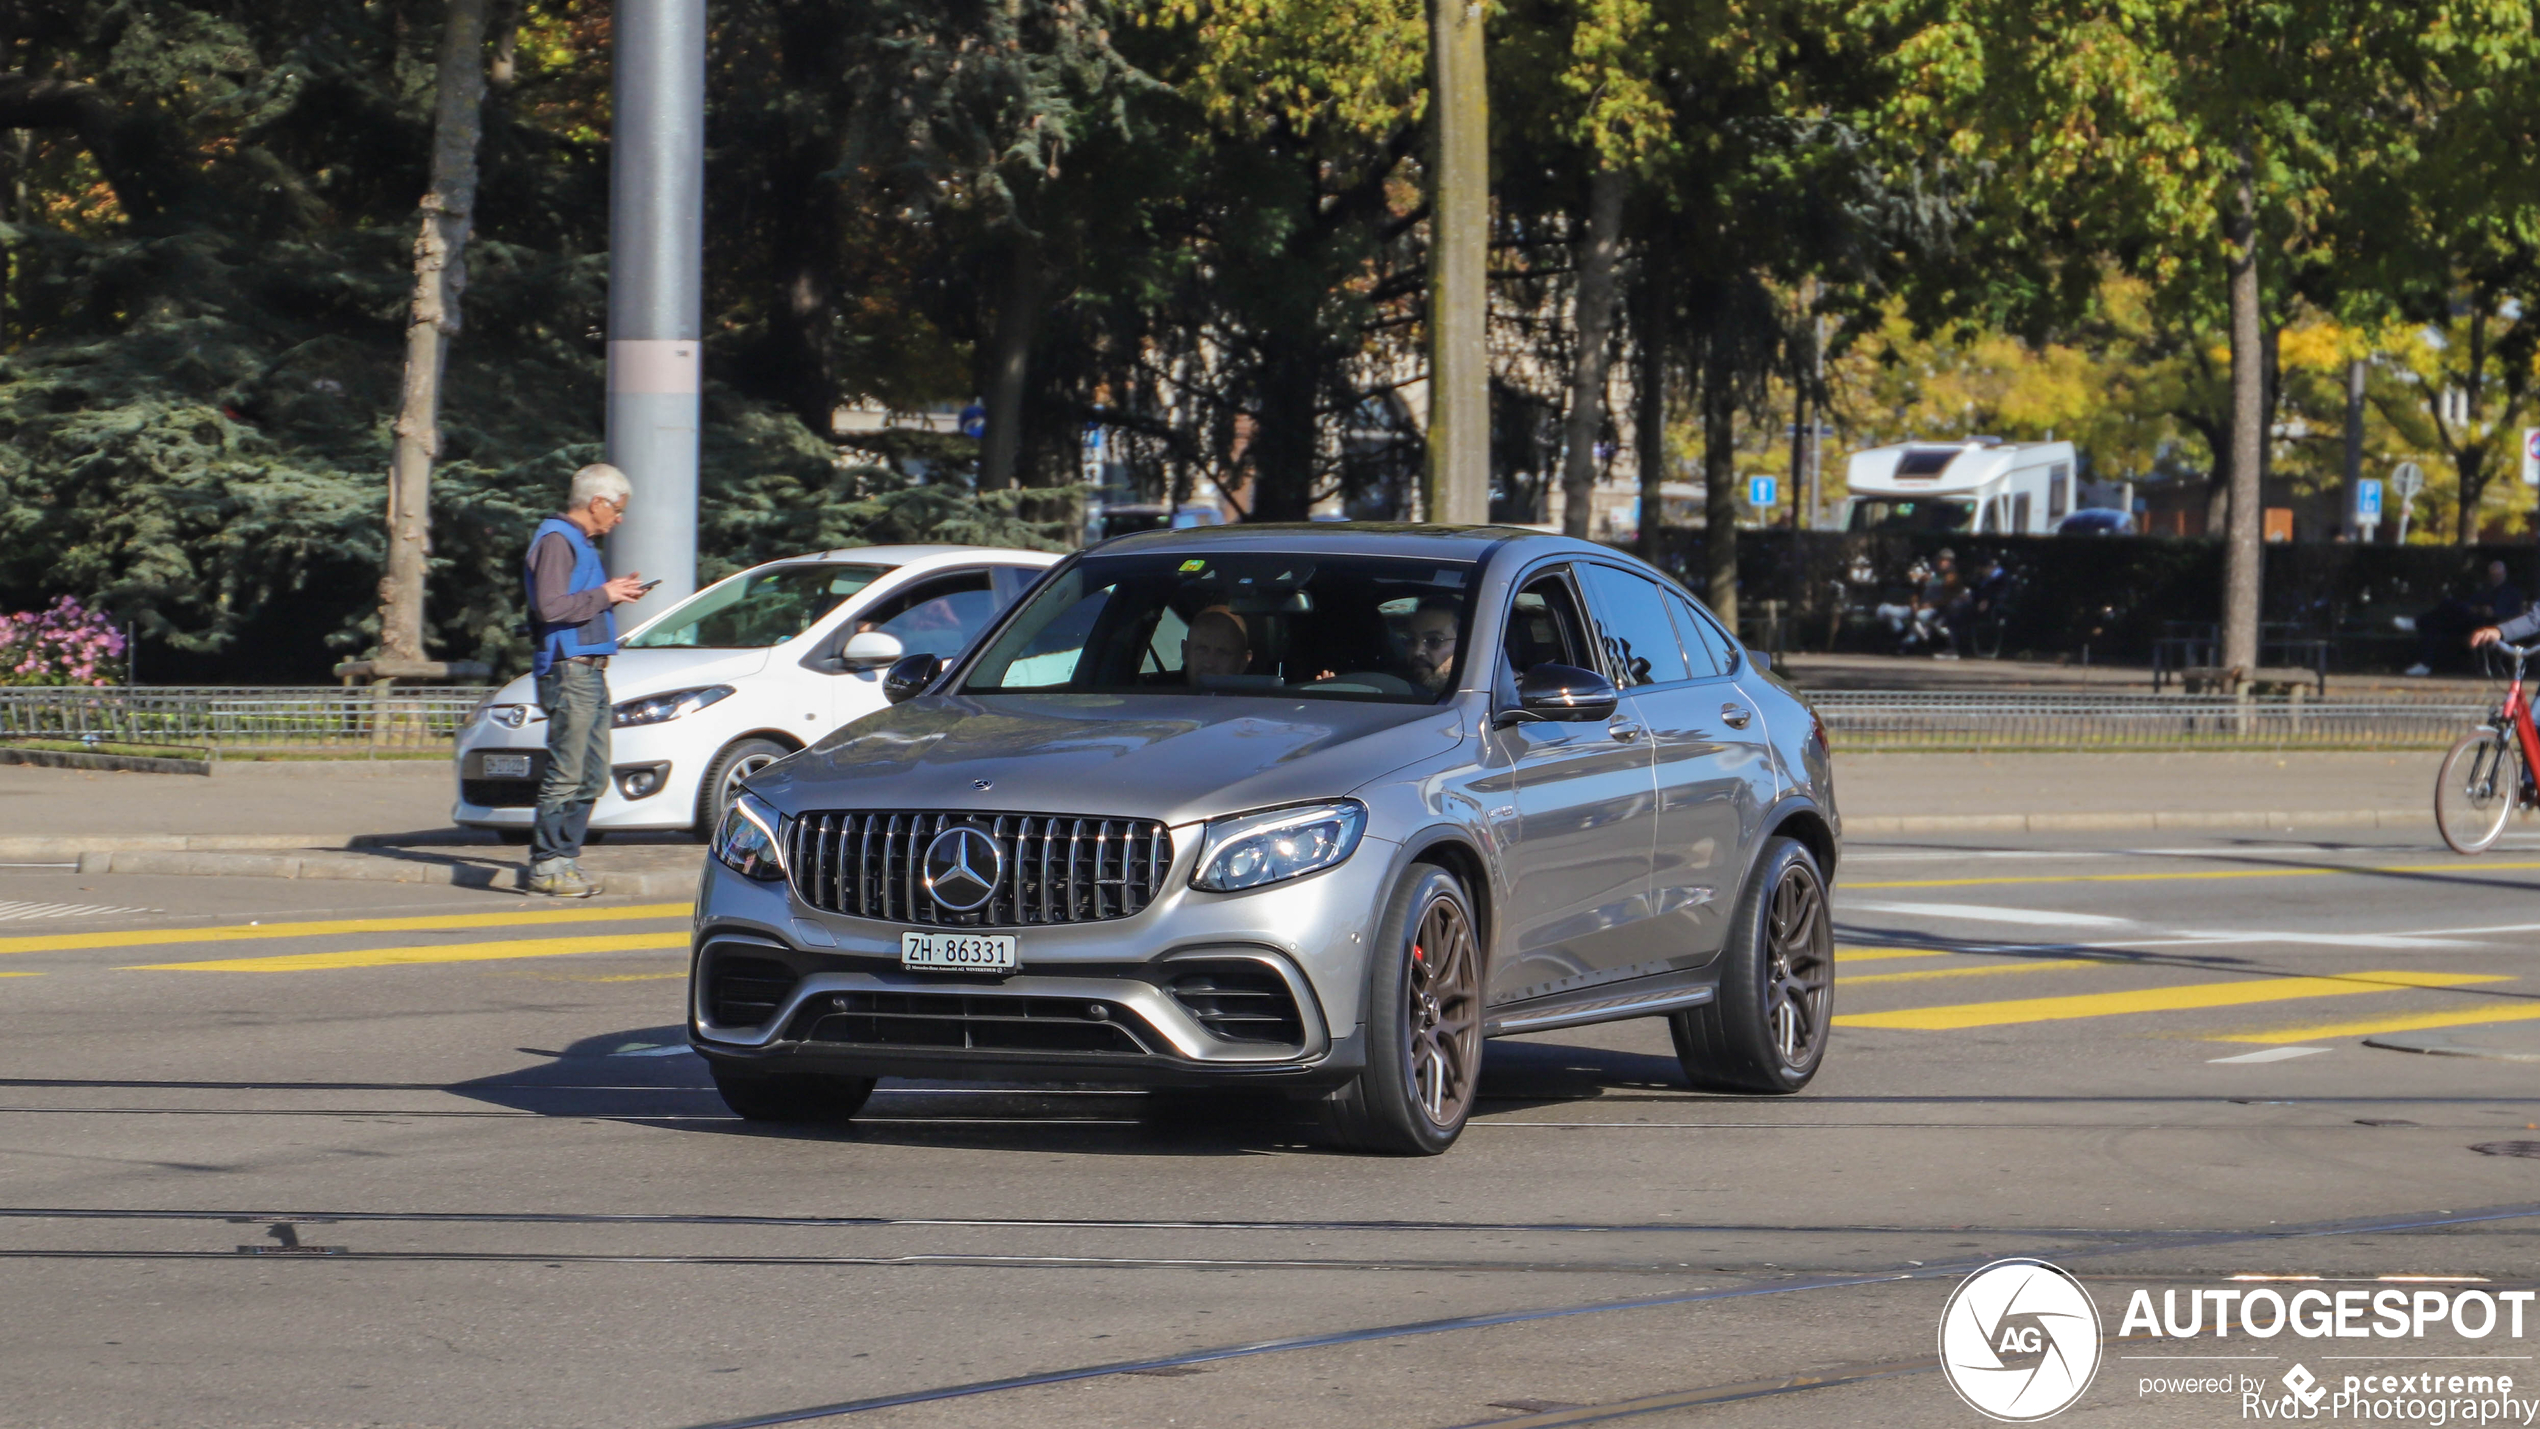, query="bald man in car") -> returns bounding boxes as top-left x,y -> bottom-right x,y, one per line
1184,606 -> 1251,683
